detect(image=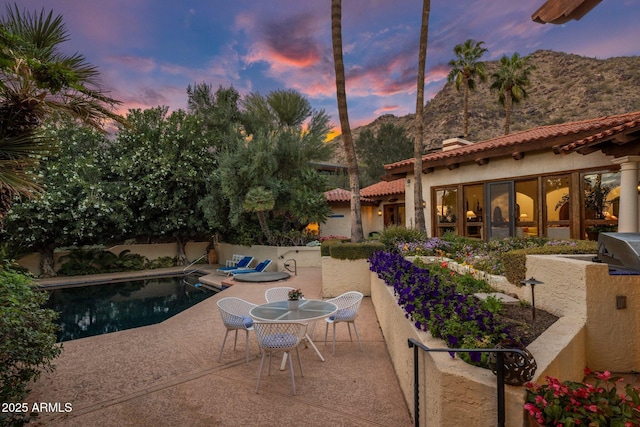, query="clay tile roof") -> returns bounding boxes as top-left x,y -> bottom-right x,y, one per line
384,111 -> 640,177
360,179 -> 405,198
324,188 -> 377,205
